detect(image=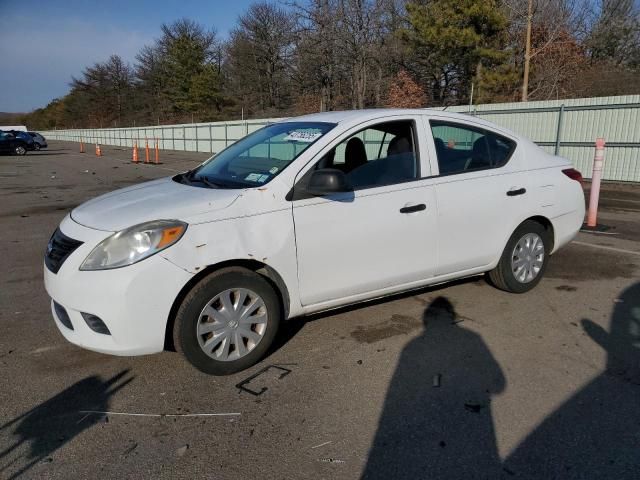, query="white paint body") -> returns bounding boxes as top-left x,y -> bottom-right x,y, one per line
44,109 -> 585,356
